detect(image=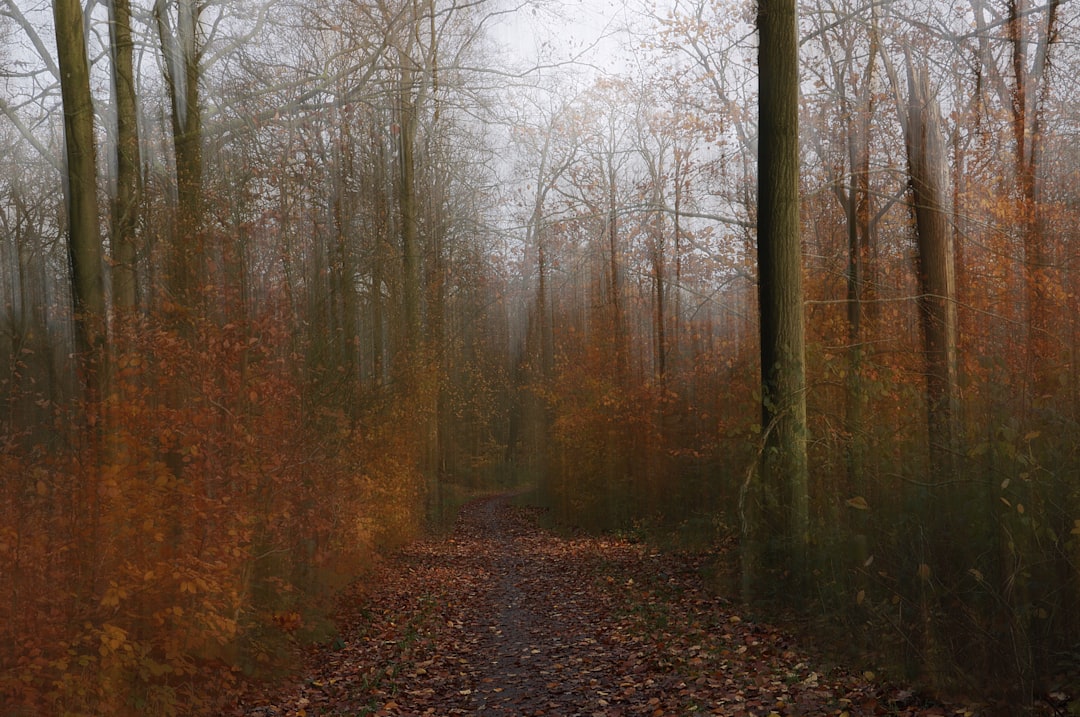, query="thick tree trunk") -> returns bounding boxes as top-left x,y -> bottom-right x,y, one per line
744,0 -> 809,601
